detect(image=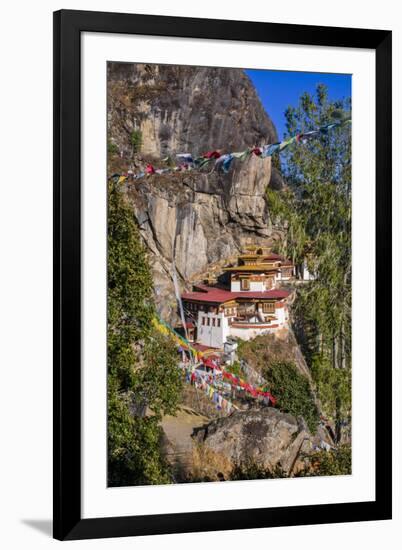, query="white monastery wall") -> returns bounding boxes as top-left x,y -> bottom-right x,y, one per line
197,311 -> 229,348
229,326 -> 277,341
230,280 -> 267,292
